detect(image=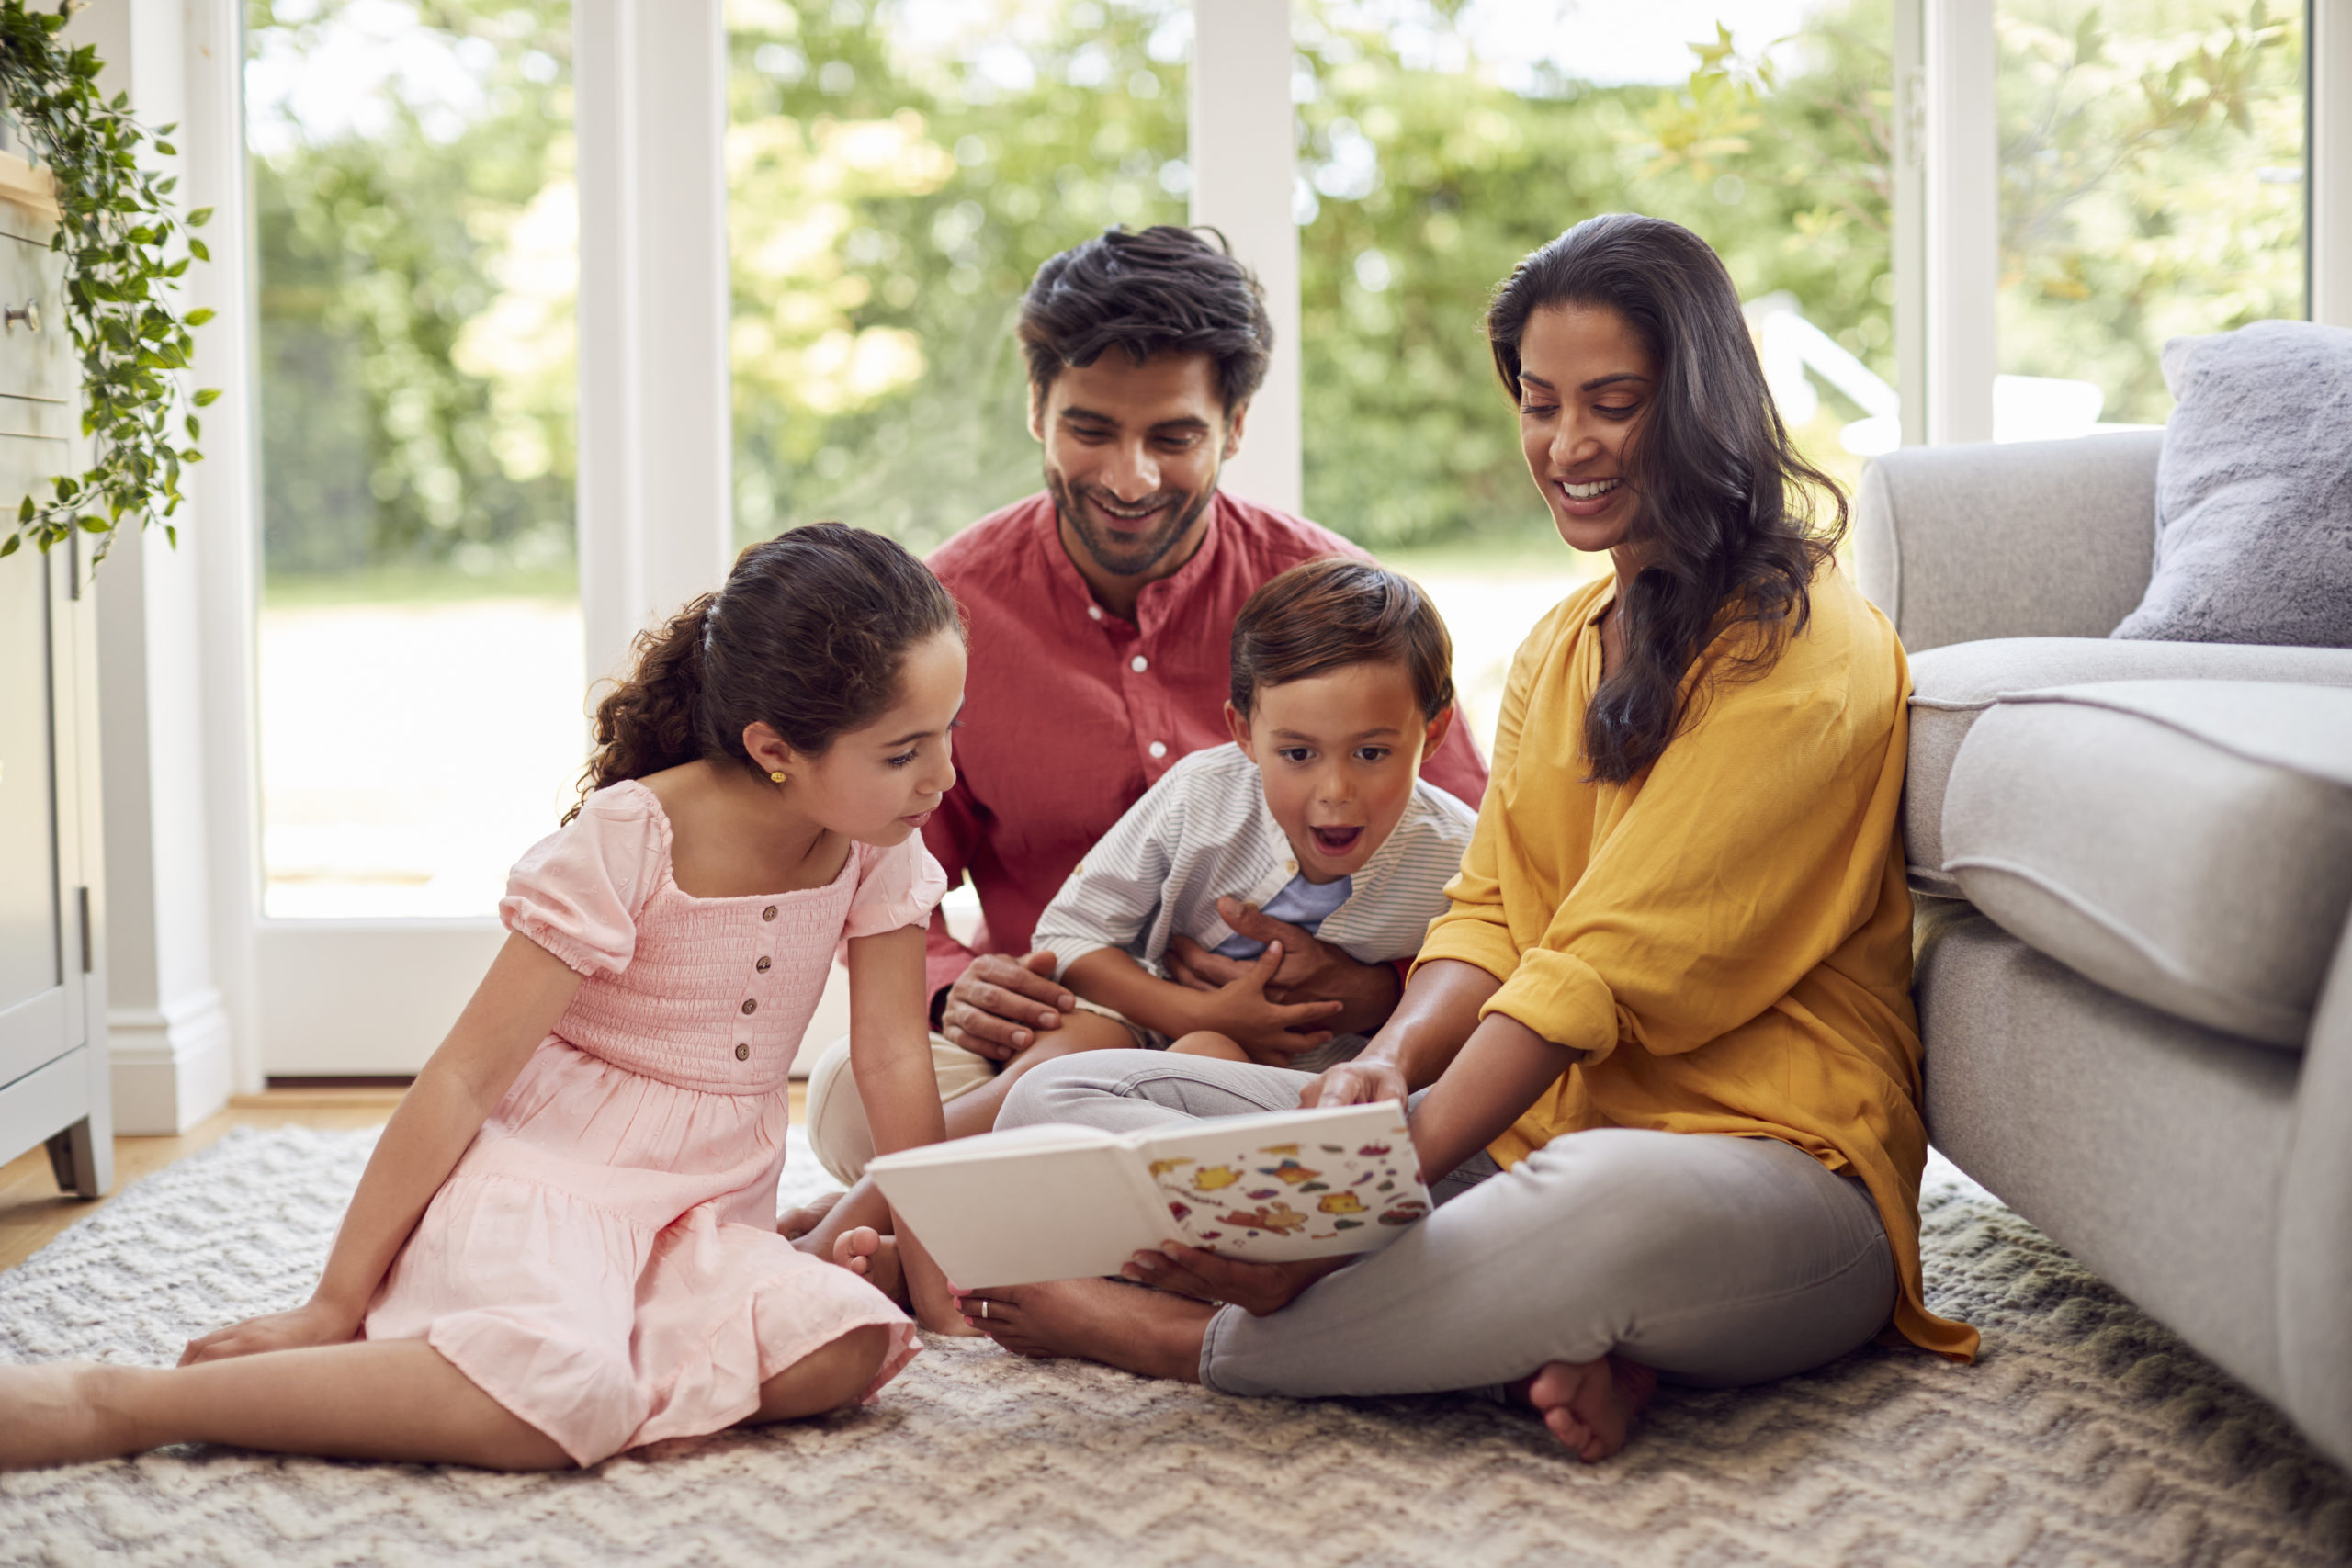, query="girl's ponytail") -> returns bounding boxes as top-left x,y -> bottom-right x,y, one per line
566,523 -> 960,823
568,593 -> 717,824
